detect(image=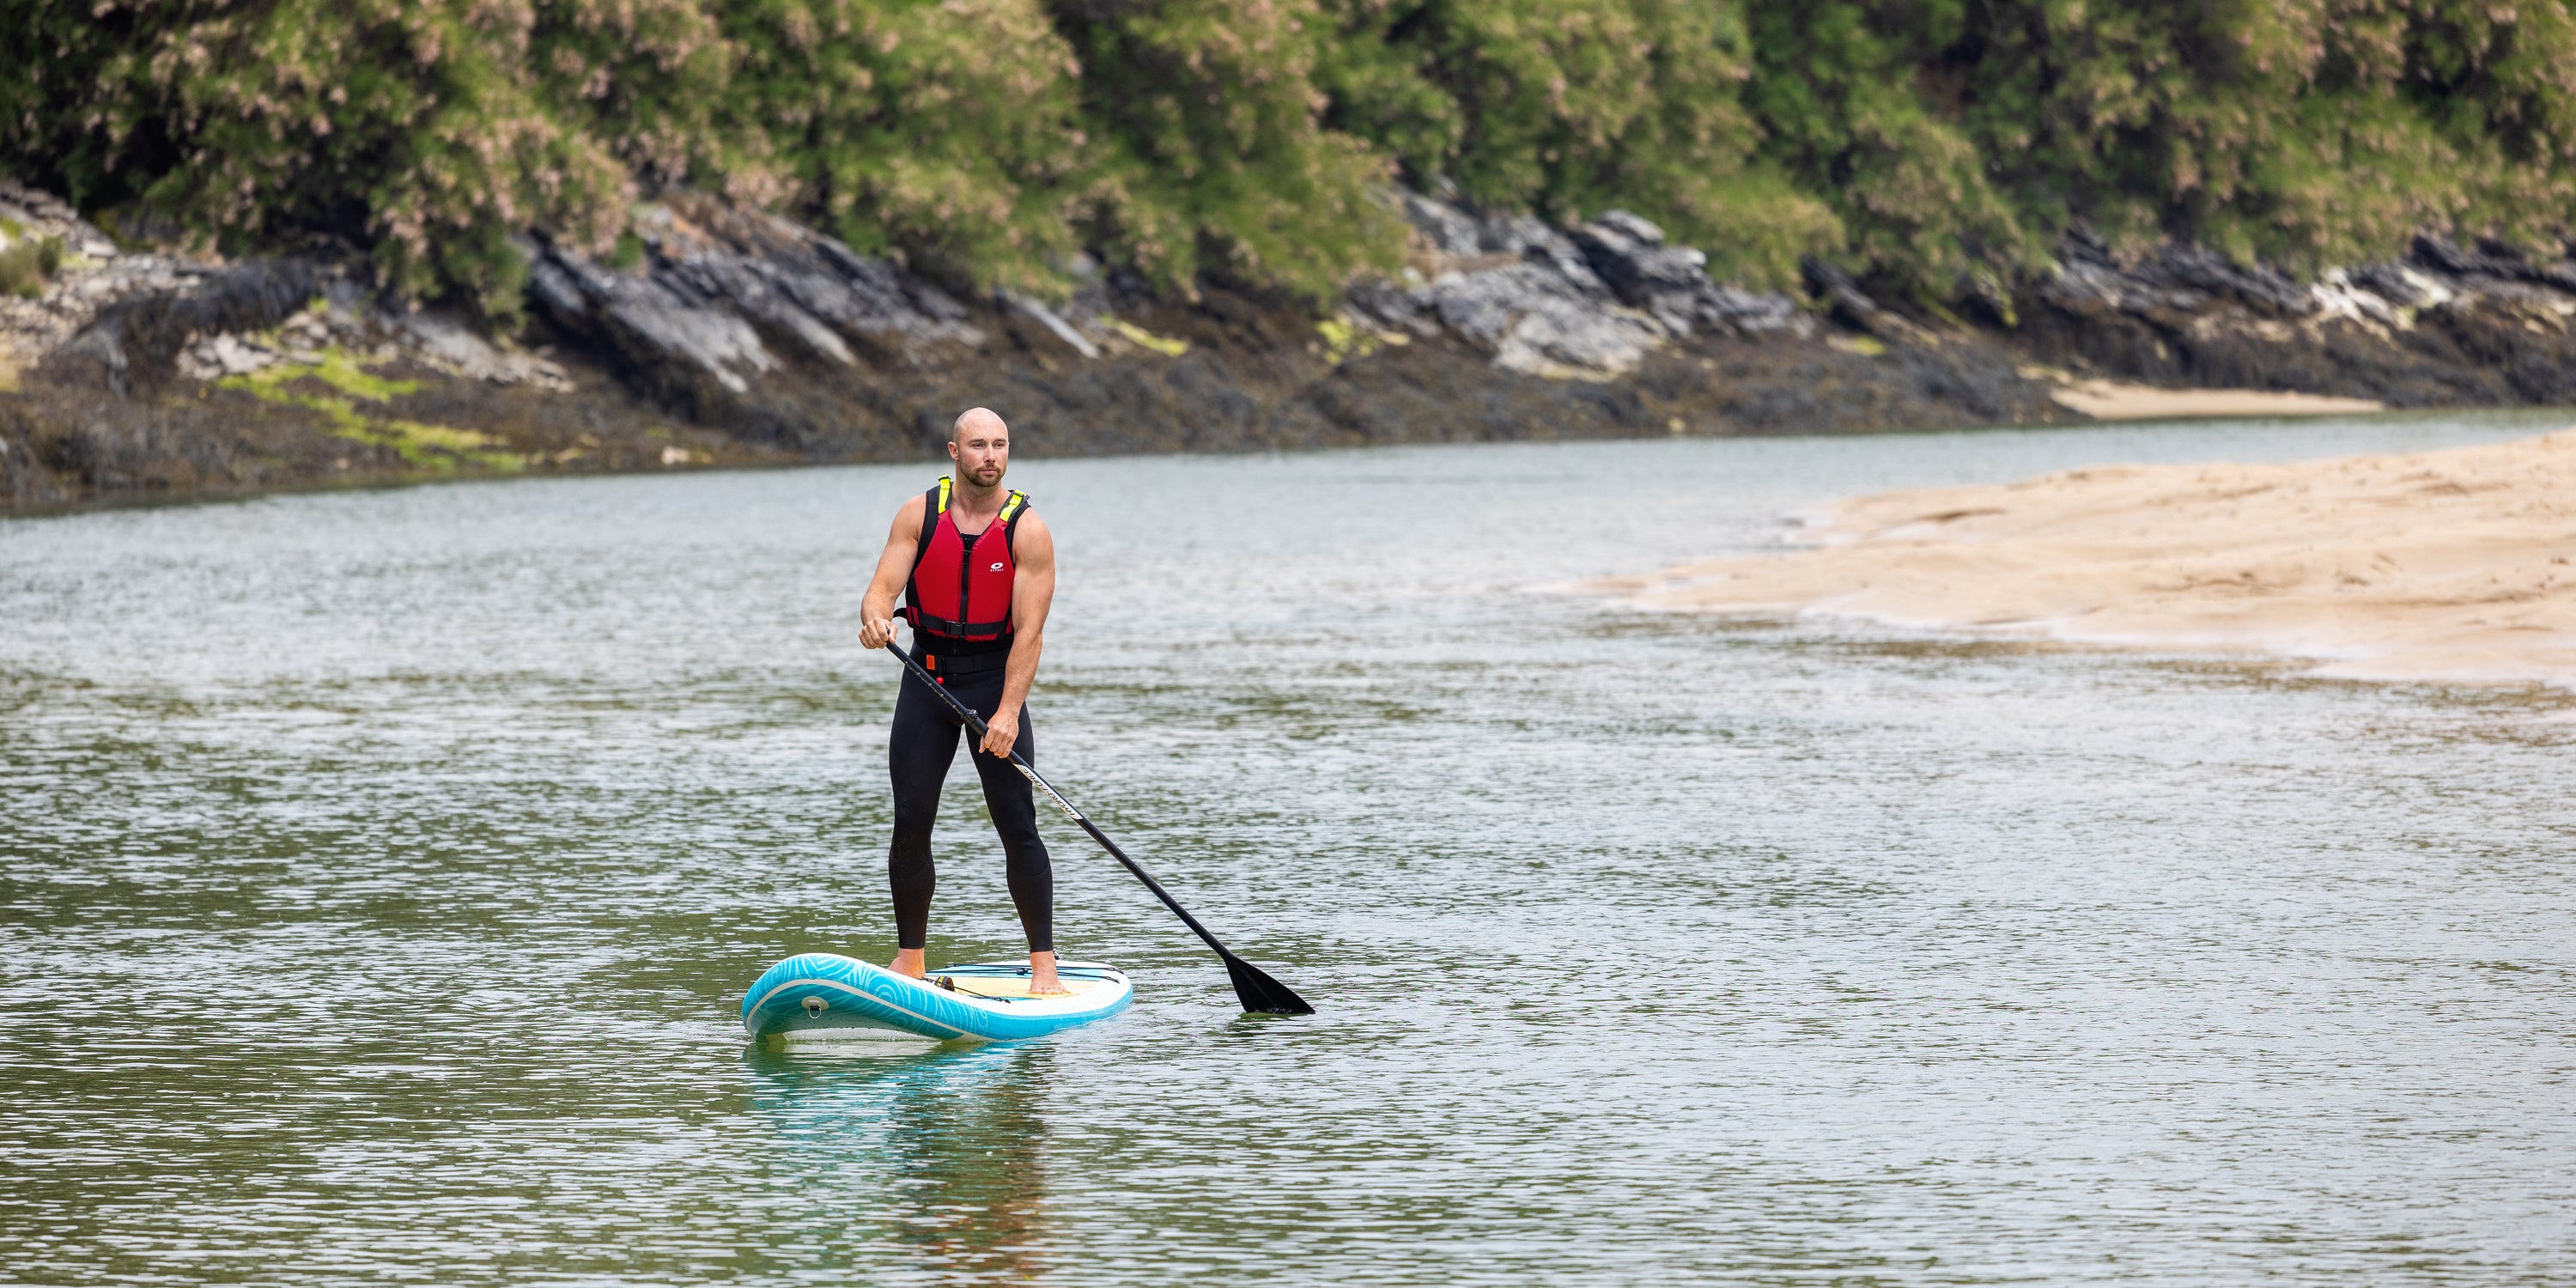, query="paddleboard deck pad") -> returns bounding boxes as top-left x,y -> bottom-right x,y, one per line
742,954 -> 1131,1044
